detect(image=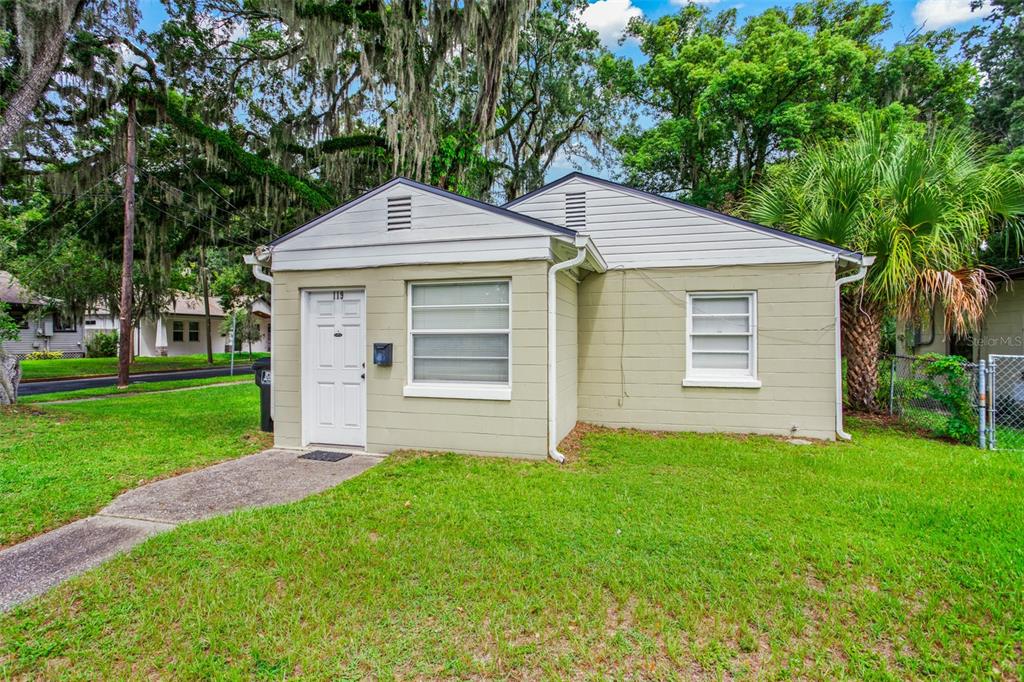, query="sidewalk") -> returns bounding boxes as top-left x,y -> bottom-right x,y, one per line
0,449 -> 381,612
